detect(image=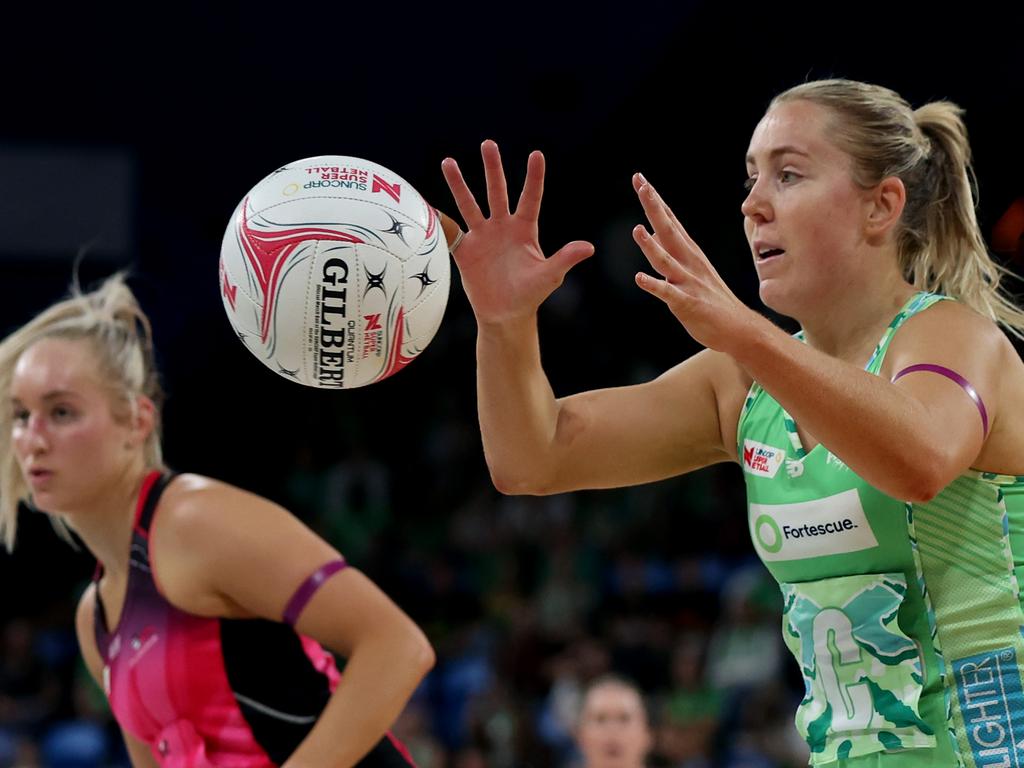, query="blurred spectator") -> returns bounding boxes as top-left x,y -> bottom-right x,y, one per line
572,675 -> 653,768
657,633 -> 721,768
